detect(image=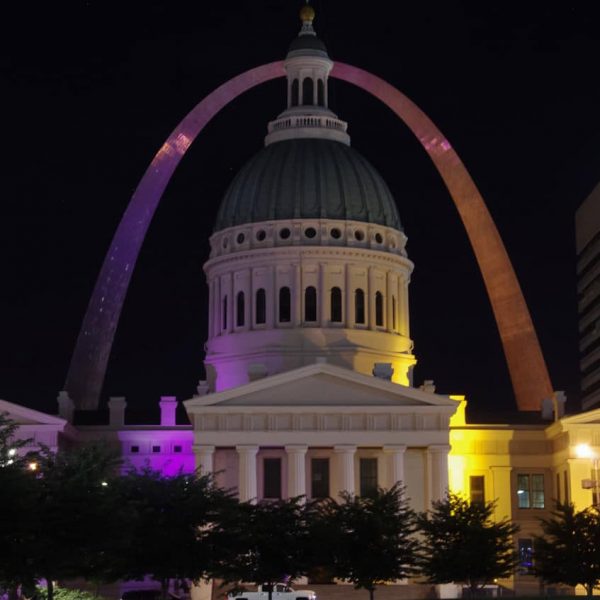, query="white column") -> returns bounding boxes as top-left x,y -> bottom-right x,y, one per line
236,445 -> 259,503
194,445 -> 215,476
286,445 -> 308,499
383,445 -> 406,489
334,445 -> 357,496
427,445 -> 450,505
